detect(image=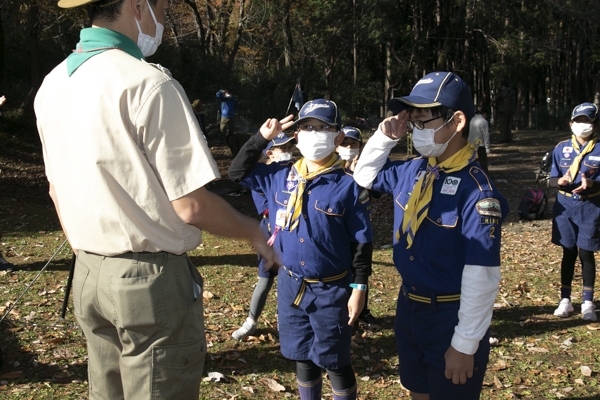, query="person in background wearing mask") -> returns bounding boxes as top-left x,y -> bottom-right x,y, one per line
337,126 -> 363,171
229,99 -> 373,400
354,72 -> 508,400
468,108 -> 491,172
550,102 -> 600,322
231,132 -> 296,340
336,126 -> 383,329
34,1 -> 275,399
